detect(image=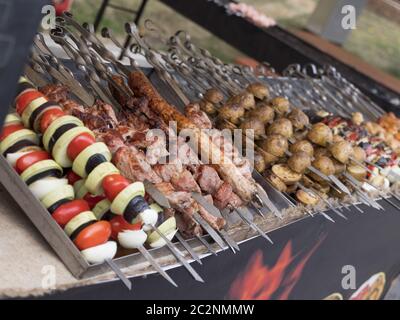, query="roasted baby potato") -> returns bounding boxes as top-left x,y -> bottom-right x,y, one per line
269,97 -> 289,115
296,189 -> 319,205
287,151 -> 311,174
258,148 -> 279,166
228,92 -> 255,110
258,134 -> 288,157
246,103 -> 275,124
240,117 -> 266,140
204,88 -> 224,104
289,140 -> 314,157
332,159 -> 346,175
253,152 -> 266,173
265,172 -> 287,192
199,99 -> 217,115
287,108 -> 309,130
313,147 -> 331,159
246,83 -> 269,100
329,140 -> 353,164
309,156 -> 335,182
218,103 -> 245,125
347,164 -> 367,181
307,123 -> 333,147
267,118 -> 293,138
352,146 -> 366,163
271,164 -> 302,185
